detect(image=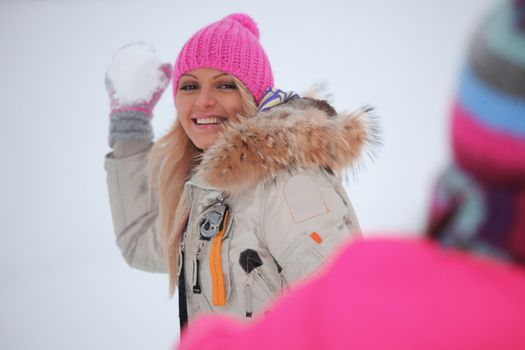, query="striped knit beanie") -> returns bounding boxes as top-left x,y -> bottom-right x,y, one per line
172,13 -> 274,104
428,0 -> 525,263
452,0 -> 525,184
